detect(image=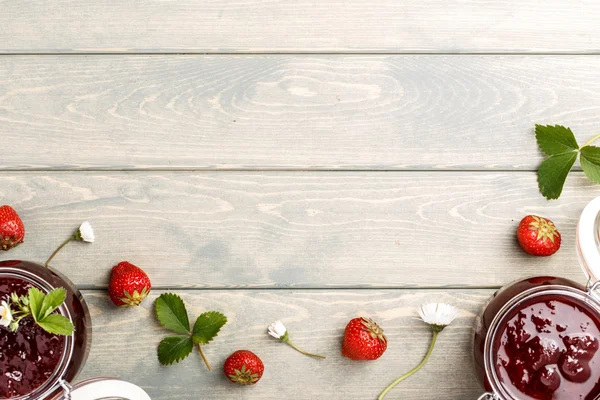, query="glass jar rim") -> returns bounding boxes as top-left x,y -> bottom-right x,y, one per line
0,266 -> 75,400
483,284 -> 600,400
